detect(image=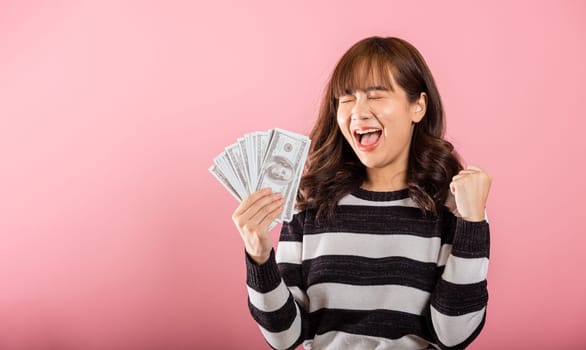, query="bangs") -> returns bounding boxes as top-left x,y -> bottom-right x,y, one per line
332,52 -> 396,99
